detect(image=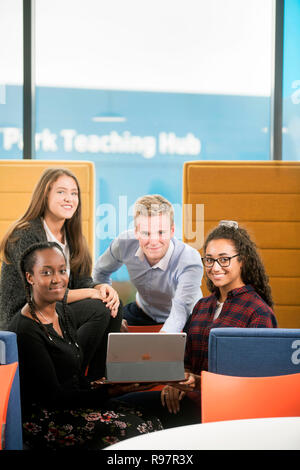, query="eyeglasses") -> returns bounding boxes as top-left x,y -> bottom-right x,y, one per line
202,254 -> 240,268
